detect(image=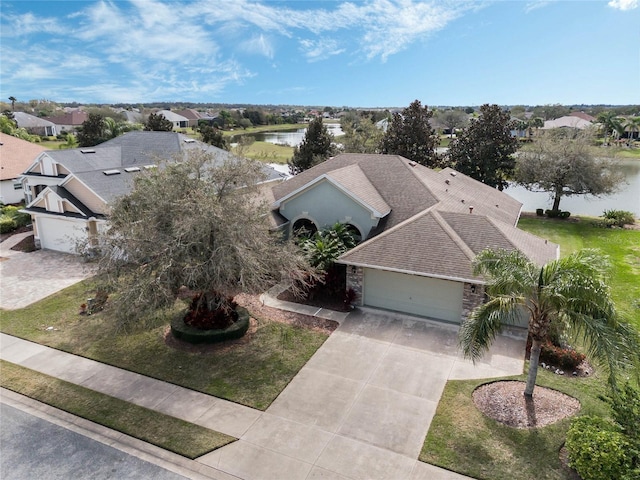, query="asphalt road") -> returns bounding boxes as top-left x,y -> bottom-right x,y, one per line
0,403 -> 189,480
